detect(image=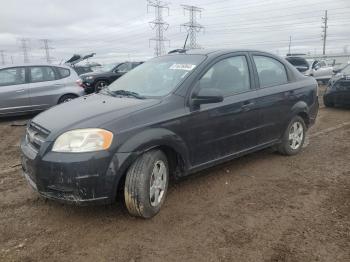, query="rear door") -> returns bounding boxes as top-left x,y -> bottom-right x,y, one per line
184,53 -> 261,166
0,67 -> 31,115
27,66 -> 63,110
250,53 -> 296,144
